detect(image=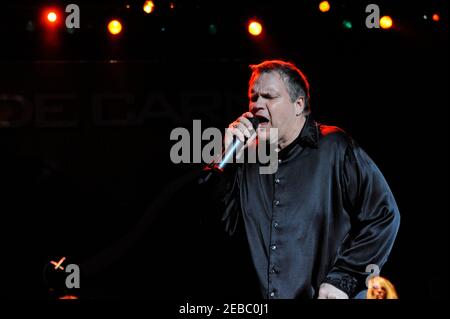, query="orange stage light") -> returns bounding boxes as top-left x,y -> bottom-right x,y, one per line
50,257 -> 66,270
319,1 -> 331,13
143,1 -> 155,14
432,13 -> 440,22
108,19 -> 123,35
248,21 -> 263,36
380,16 -> 393,29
